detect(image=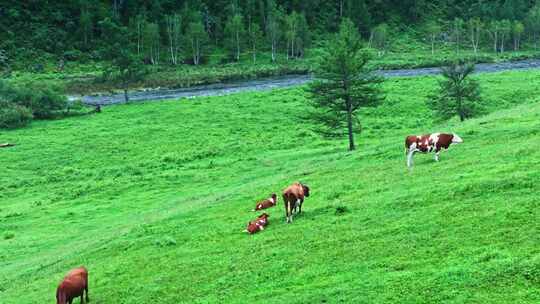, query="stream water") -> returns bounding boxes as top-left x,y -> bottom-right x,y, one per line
77,59 -> 540,106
